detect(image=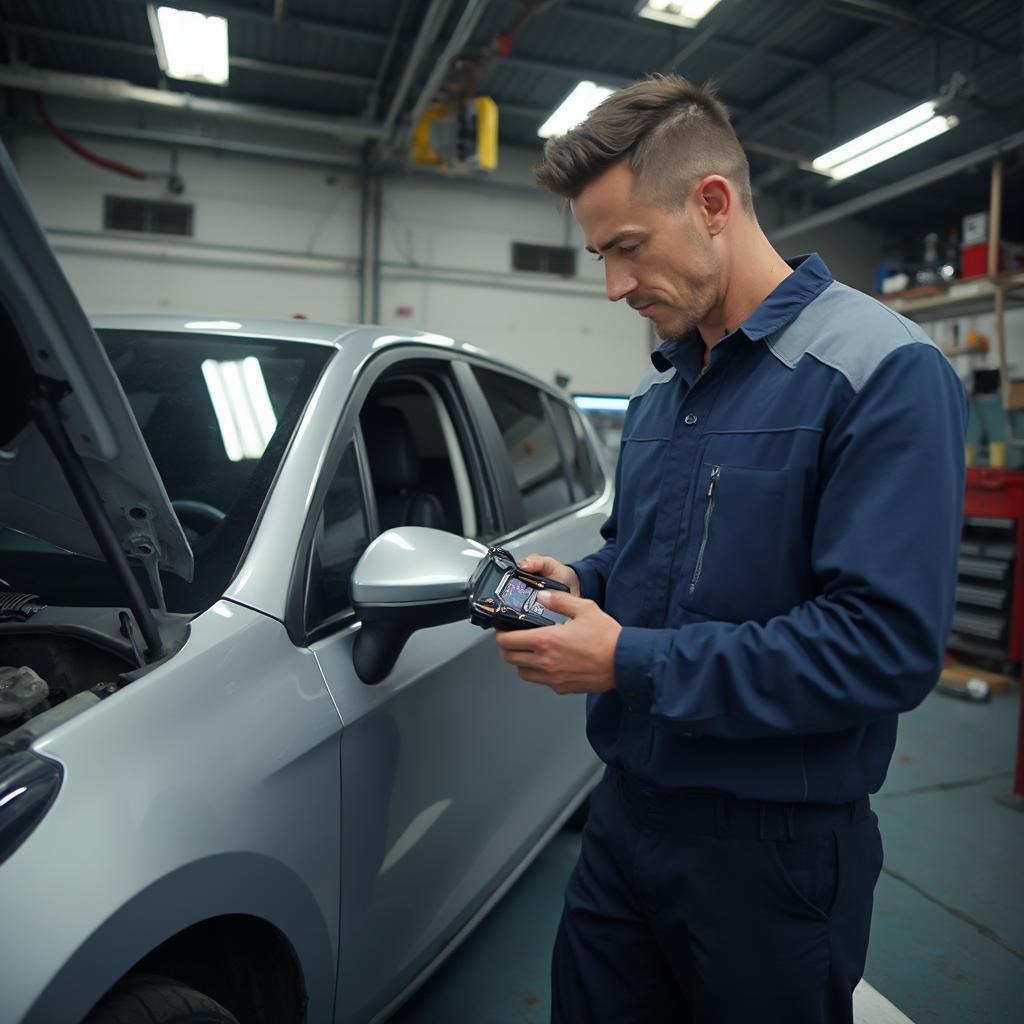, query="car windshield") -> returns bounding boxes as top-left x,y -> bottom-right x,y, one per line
0,329 -> 332,614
